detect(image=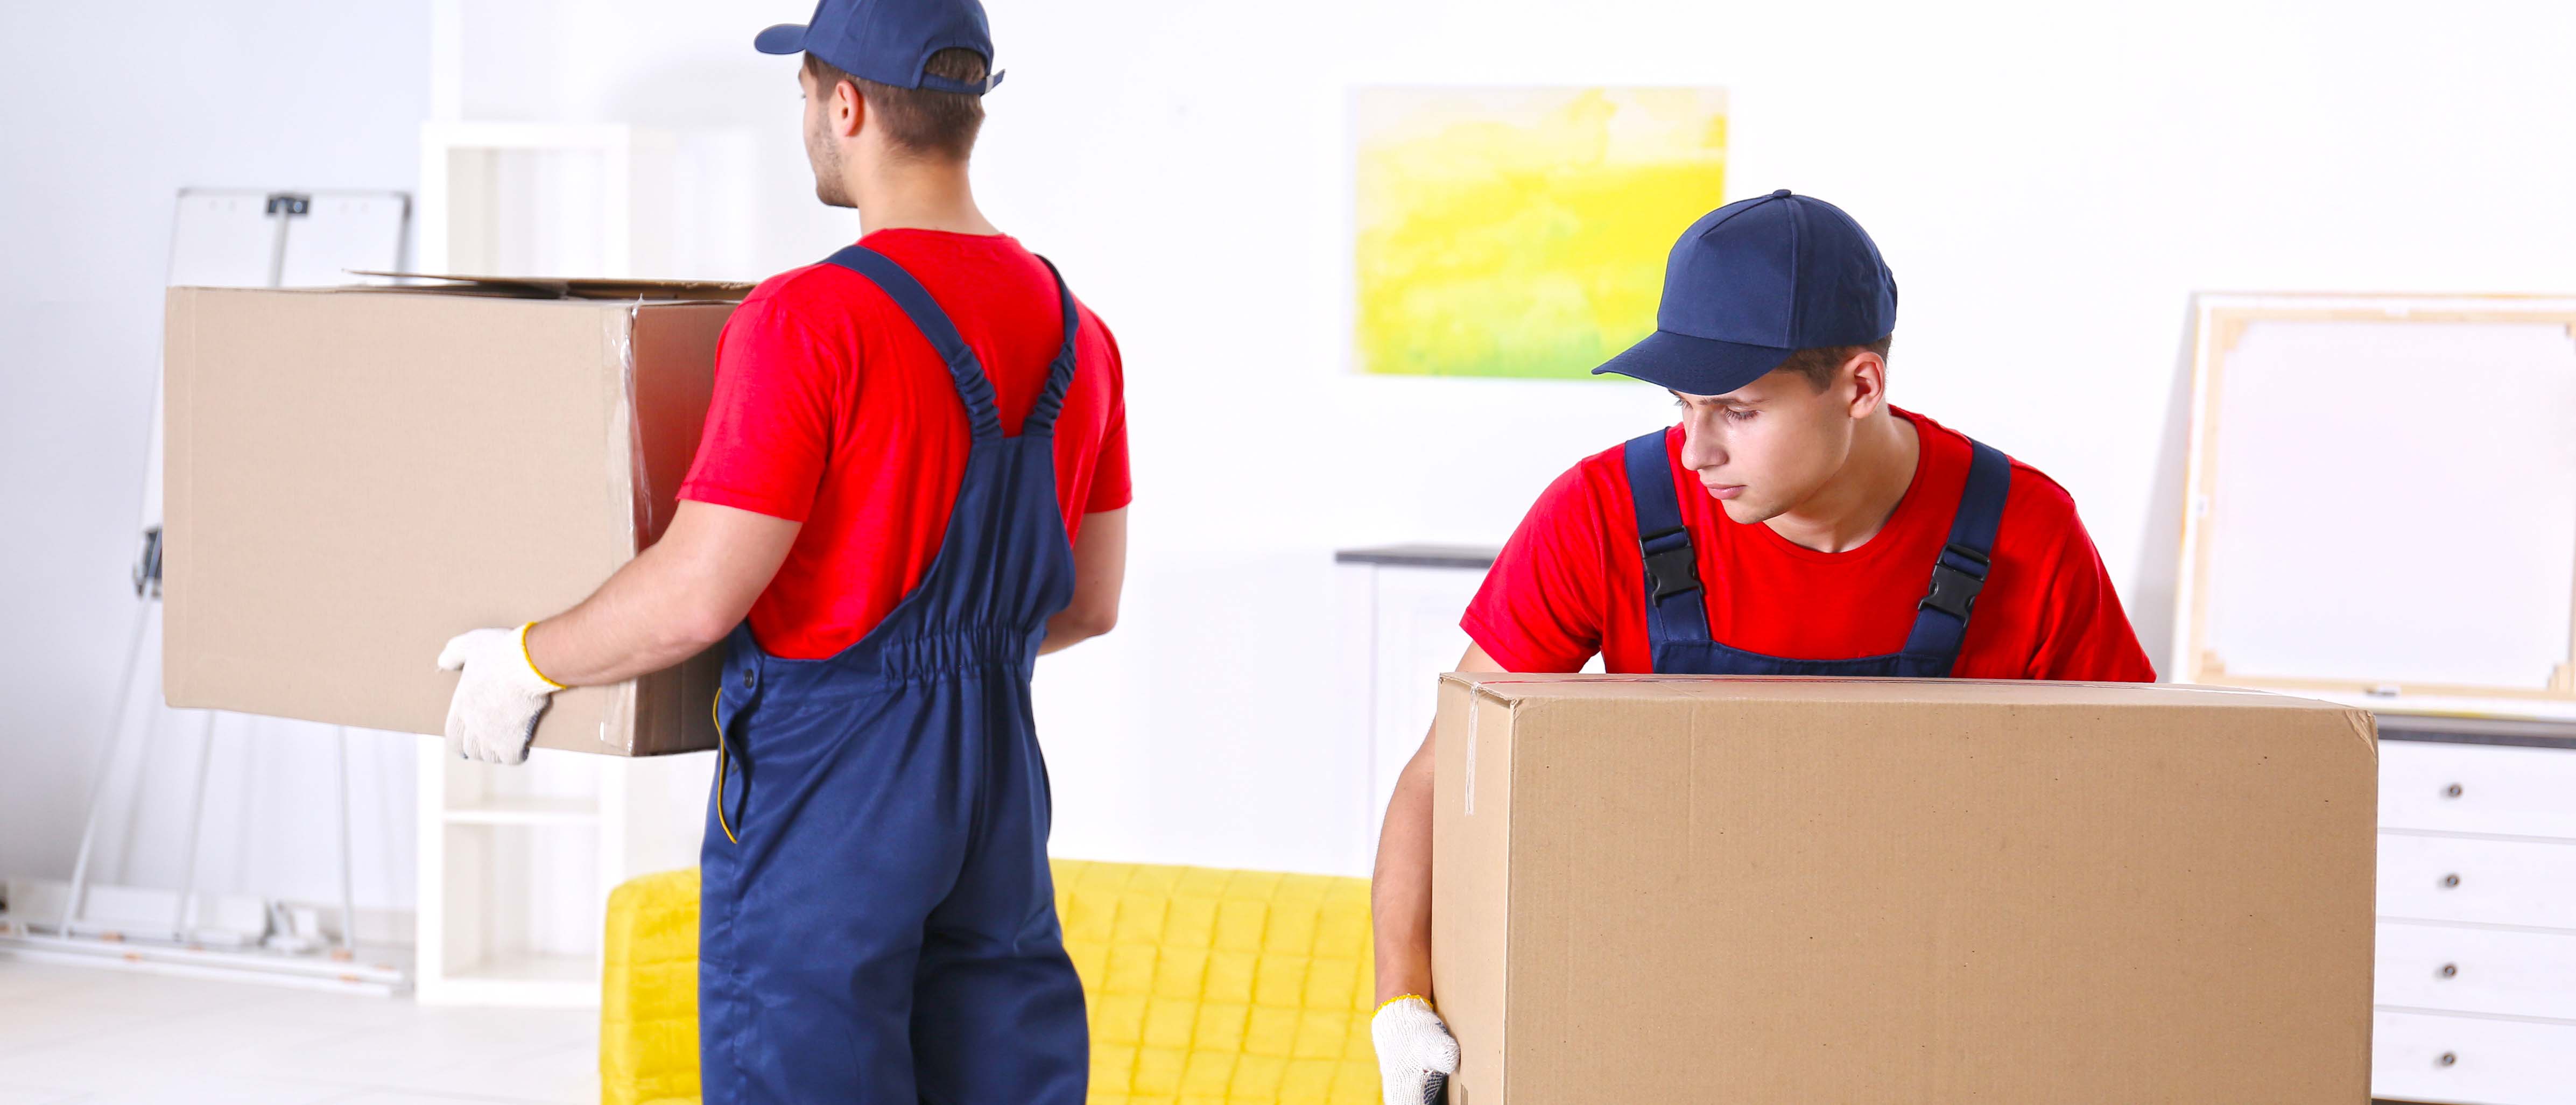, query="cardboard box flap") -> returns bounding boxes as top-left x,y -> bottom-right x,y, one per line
341,271 -> 754,301
1442,672 -> 2353,712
